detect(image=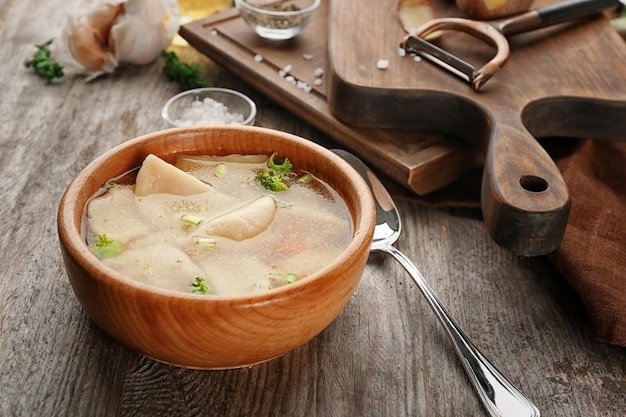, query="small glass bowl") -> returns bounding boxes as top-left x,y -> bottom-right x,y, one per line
162,88 -> 257,128
235,0 -> 320,40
